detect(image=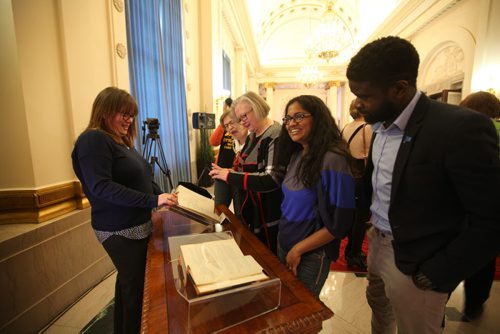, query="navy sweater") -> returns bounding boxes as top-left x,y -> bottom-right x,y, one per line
71,130 -> 160,231
279,150 -> 356,260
